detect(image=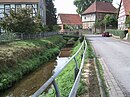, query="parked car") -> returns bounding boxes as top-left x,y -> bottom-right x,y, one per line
102,32 -> 110,37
